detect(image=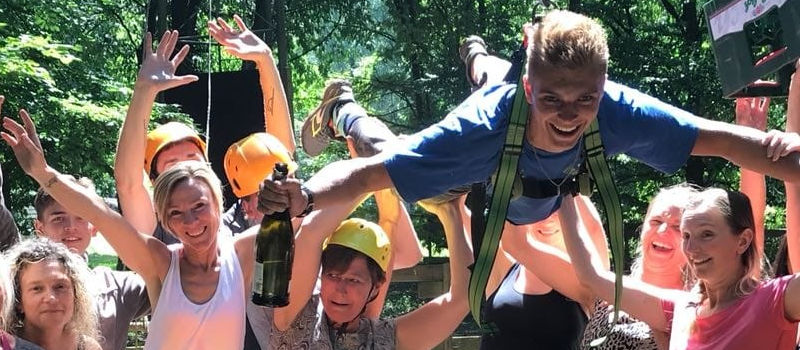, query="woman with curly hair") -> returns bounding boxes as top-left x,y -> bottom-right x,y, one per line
5,238 -> 99,350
